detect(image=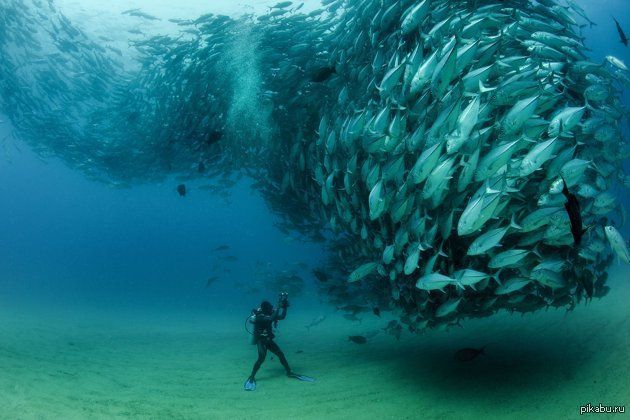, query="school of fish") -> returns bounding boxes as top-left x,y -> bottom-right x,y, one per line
0,0 -> 628,331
